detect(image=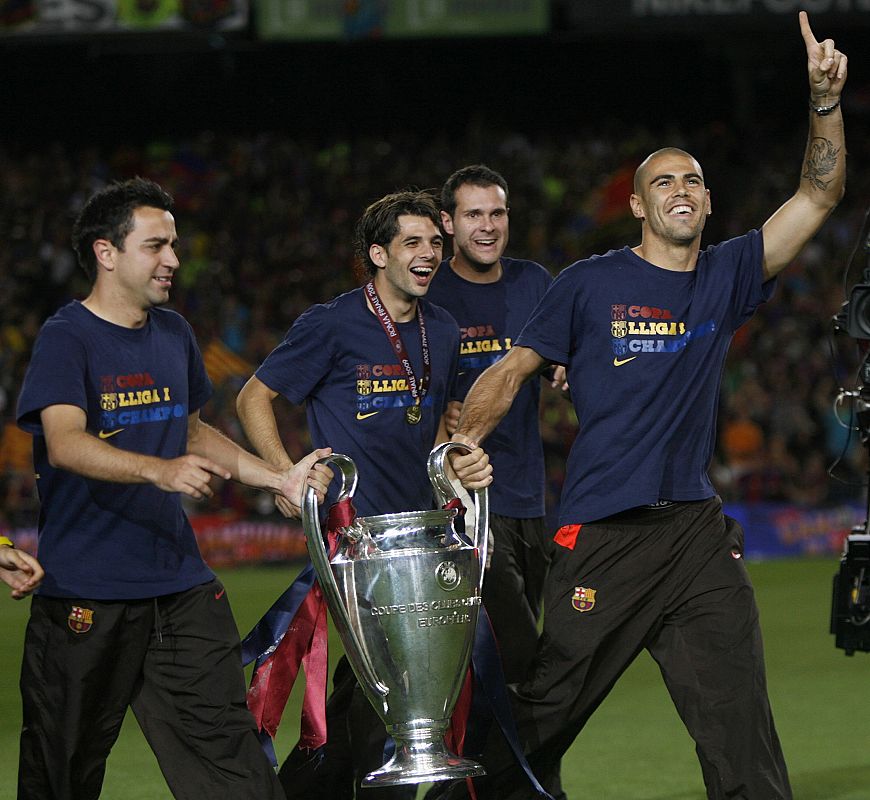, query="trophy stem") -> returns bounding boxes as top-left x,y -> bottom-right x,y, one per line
361,721 -> 485,787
